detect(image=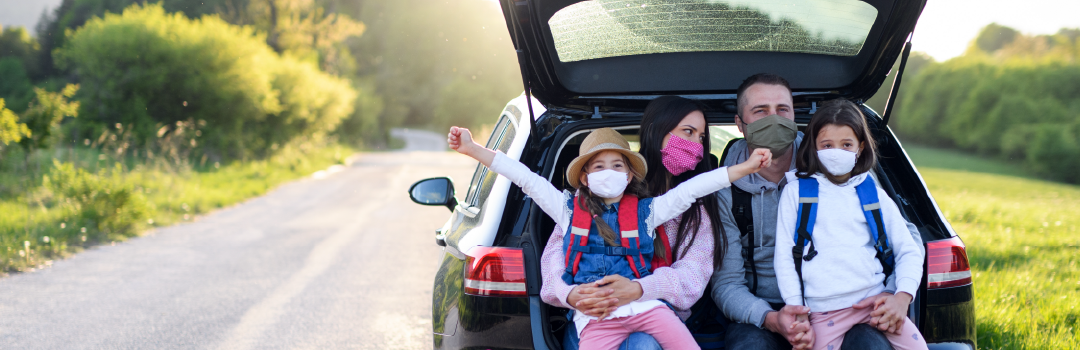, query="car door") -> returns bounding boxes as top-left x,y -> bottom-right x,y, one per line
432,115 -> 517,338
